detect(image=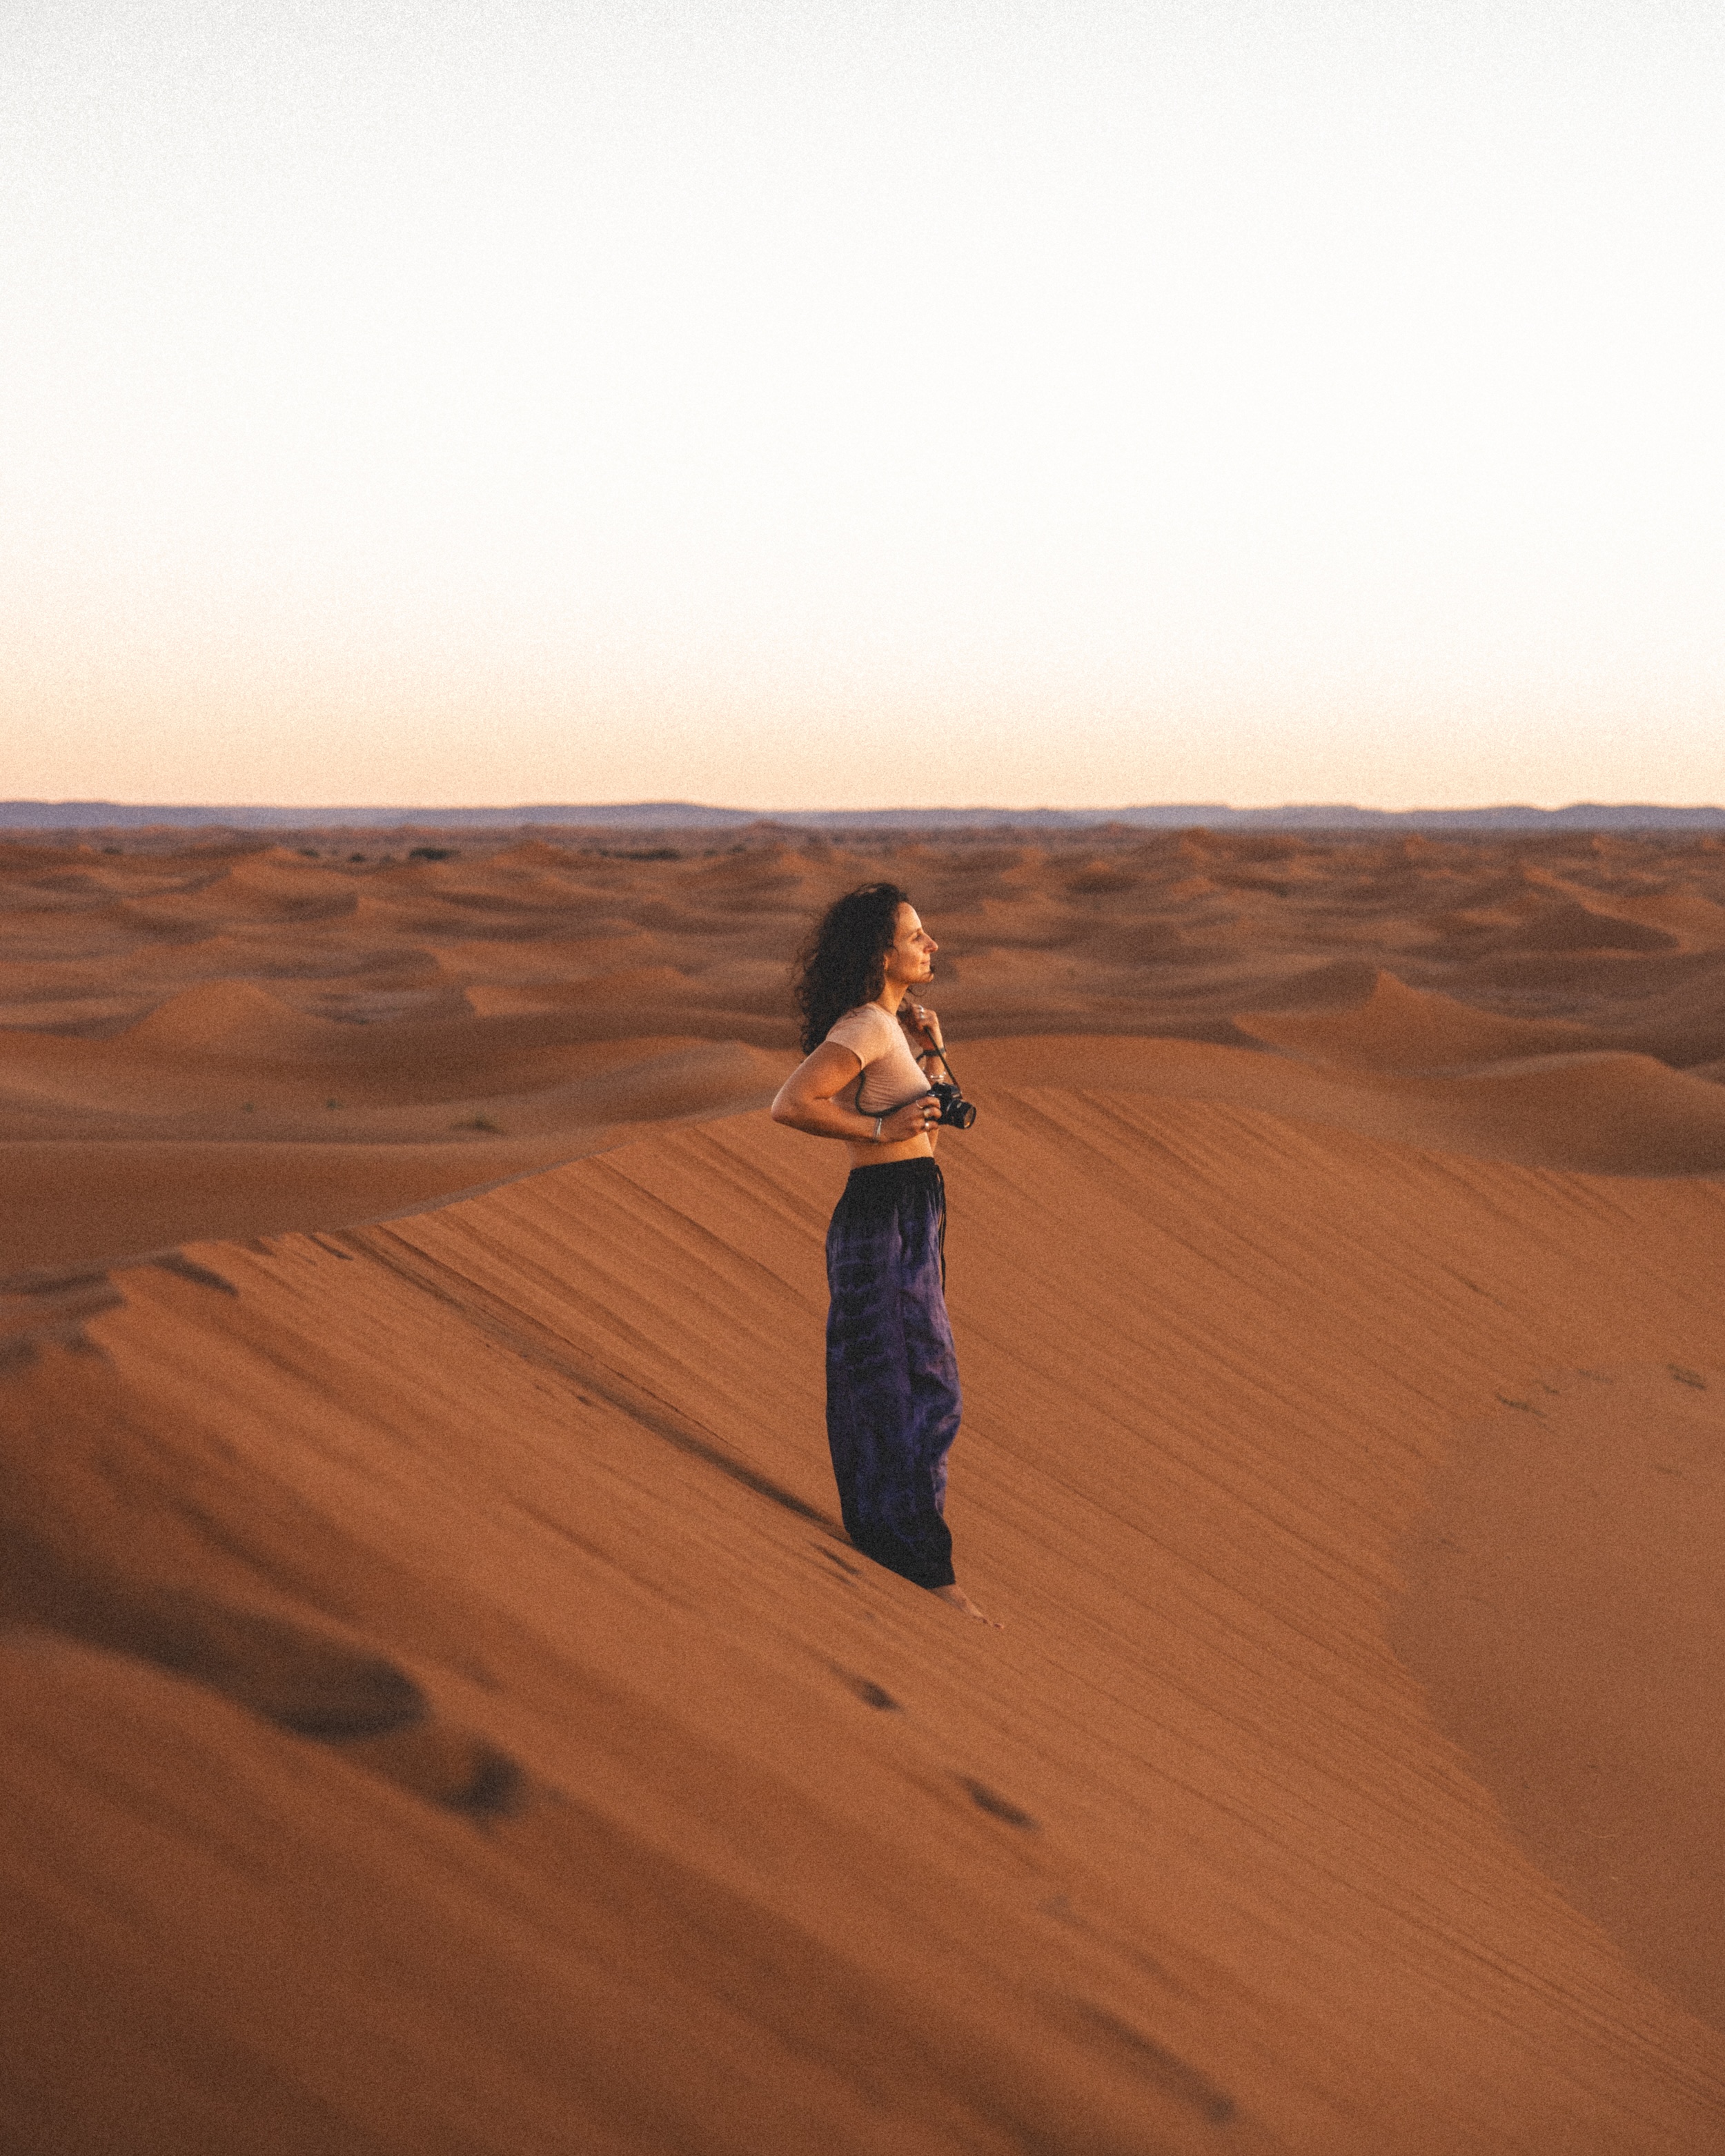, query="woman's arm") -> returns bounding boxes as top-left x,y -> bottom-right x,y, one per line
771,1042 -> 934,1144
